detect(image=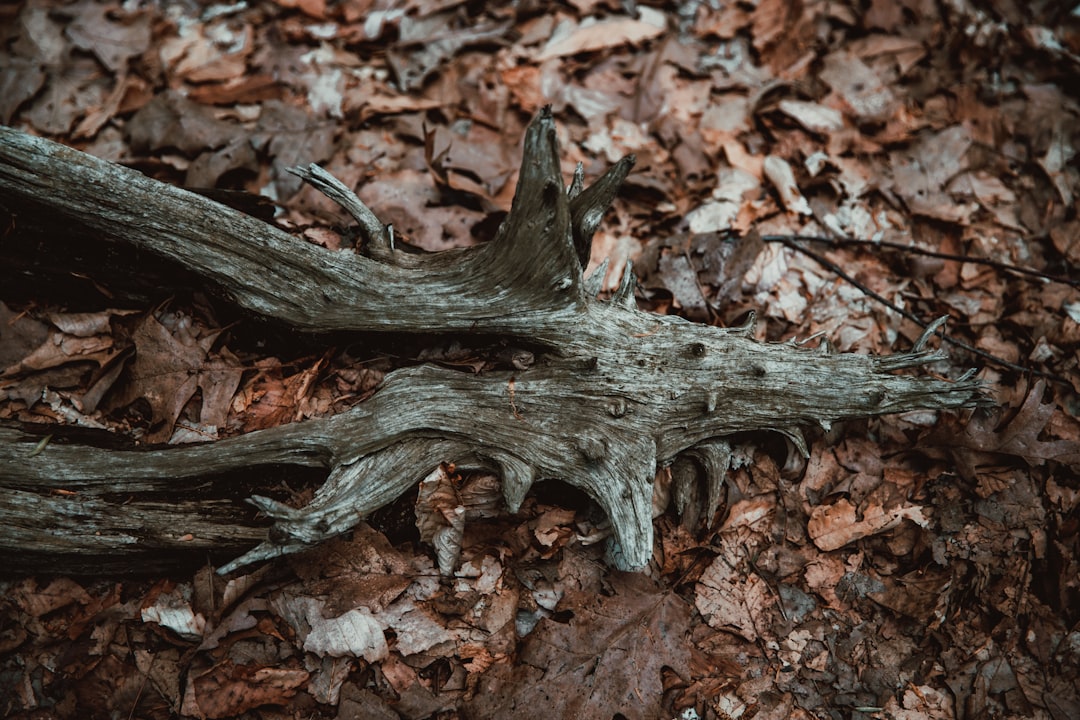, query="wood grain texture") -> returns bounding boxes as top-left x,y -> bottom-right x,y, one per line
0,111 -> 987,575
